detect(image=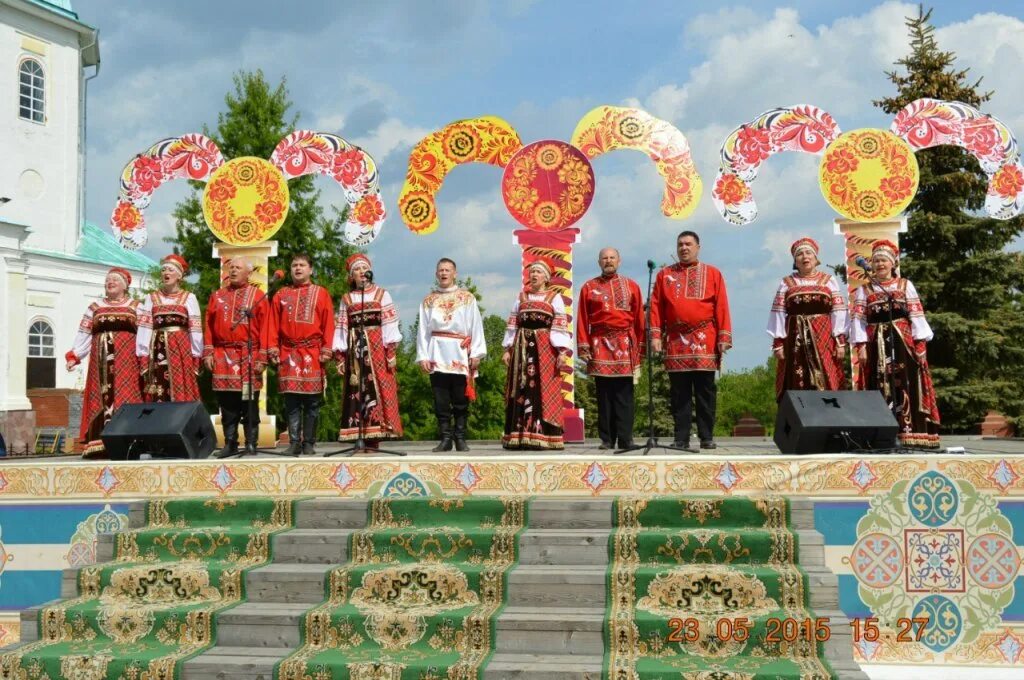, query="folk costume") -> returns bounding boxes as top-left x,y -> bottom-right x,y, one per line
851,240 -> 941,448
268,276 -> 334,455
650,260 -> 732,447
136,255 -> 202,403
332,254 -> 403,445
577,271 -> 644,448
203,278 -> 268,455
502,267 -> 572,450
766,238 -> 849,400
65,268 -> 143,457
415,278 -> 486,451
